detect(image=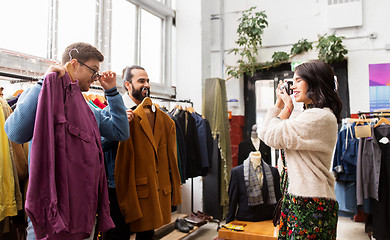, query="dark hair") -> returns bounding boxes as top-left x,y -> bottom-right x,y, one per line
295,60 -> 343,123
122,65 -> 145,90
61,42 -> 104,64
